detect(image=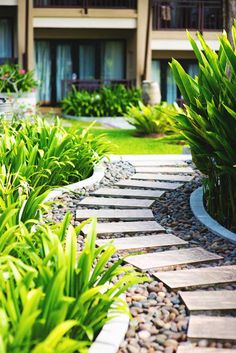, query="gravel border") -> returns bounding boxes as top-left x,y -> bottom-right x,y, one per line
190,187 -> 236,245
